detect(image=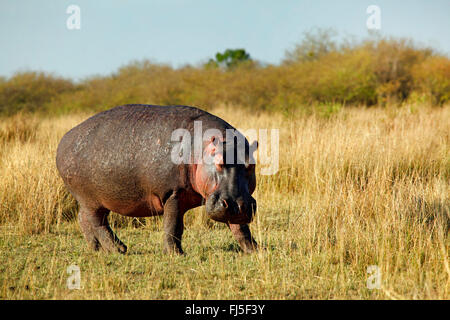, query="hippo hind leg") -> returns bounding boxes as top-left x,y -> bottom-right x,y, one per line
78,205 -> 127,254
78,206 -> 100,251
